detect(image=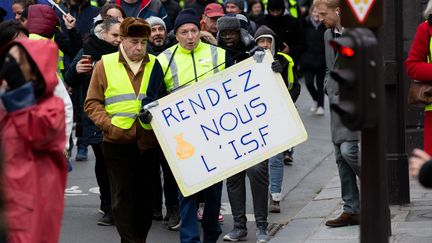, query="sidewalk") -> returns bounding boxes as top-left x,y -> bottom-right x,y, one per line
272,174 -> 432,243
